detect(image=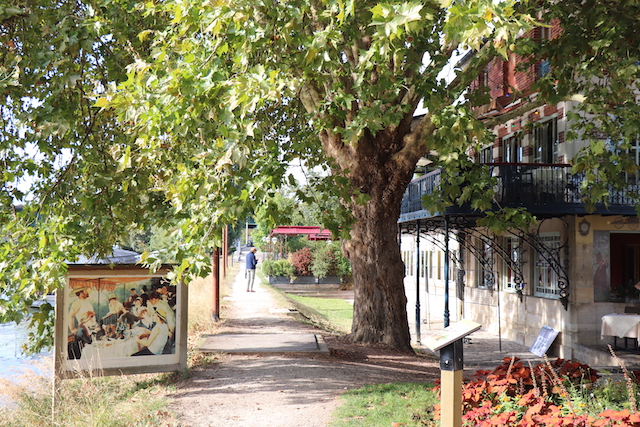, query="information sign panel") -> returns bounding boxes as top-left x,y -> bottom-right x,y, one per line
423,319 -> 481,352
529,325 -> 559,357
